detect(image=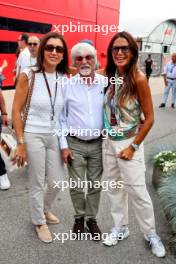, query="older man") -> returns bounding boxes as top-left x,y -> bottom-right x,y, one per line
159,53 -> 176,108
27,35 -> 40,66
60,43 -> 107,239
